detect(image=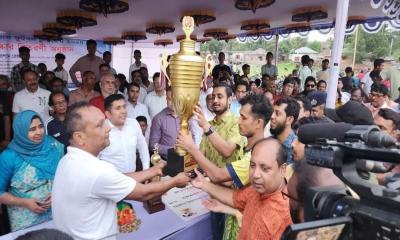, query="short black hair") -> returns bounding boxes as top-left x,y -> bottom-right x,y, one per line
127,82 -> 141,91
274,96 -> 300,126
235,80 -> 249,92
374,58 -> 384,69
86,39 -> 97,46
15,229 -> 73,240
55,53 -> 65,60
21,69 -> 38,79
301,55 -> 310,65
65,102 -> 92,141
304,76 -> 316,87
99,63 -> 110,70
103,51 -> 111,57
134,49 -> 141,55
213,82 -> 233,97
131,69 -> 141,78
49,91 -> 68,106
140,66 -> 148,72
283,77 -> 296,86
218,52 -> 225,57
370,83 -> 388,96
252,137 -> 287,166
83,70 -> 95,77
136,116 -> 147,124
239,93 -> 273,127
295,95 -> 312,112
0,74 -> 9,83
50,77 -> 64,87
322,59 -> 329,64
377,108 -> 400,130
153,72 -> 160,80
266,52 -> 273,57
19,46 -> 30,54
242,64 -> 250,70
104,94 -> 125,112
317,80 -> 327,87
117,73 -> 126,81
345,67 -> 353,73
